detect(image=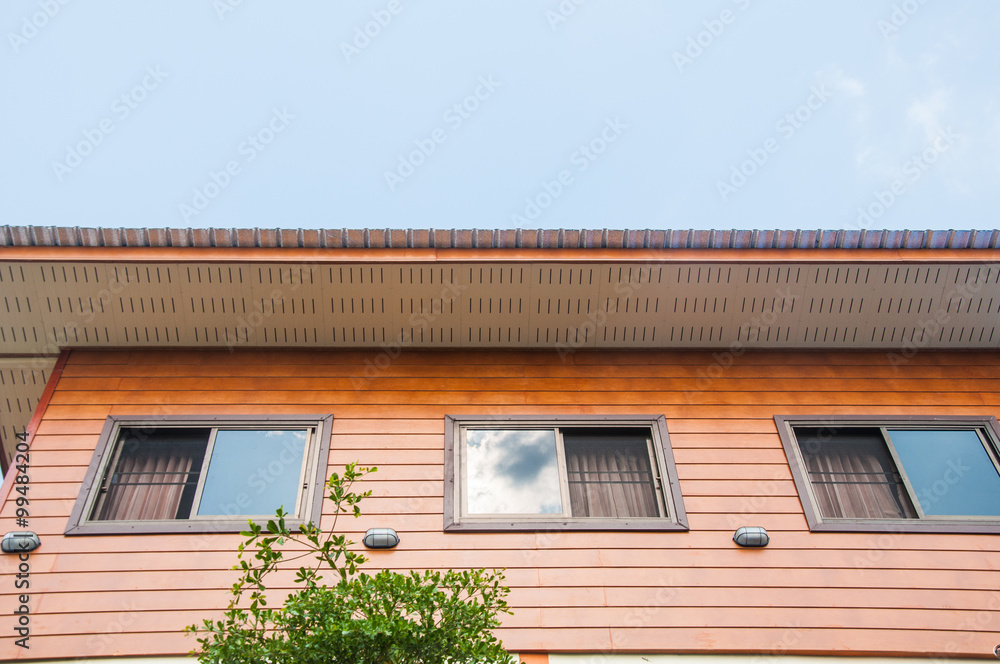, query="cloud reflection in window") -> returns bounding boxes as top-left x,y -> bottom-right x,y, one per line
466,429 -> 562,515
